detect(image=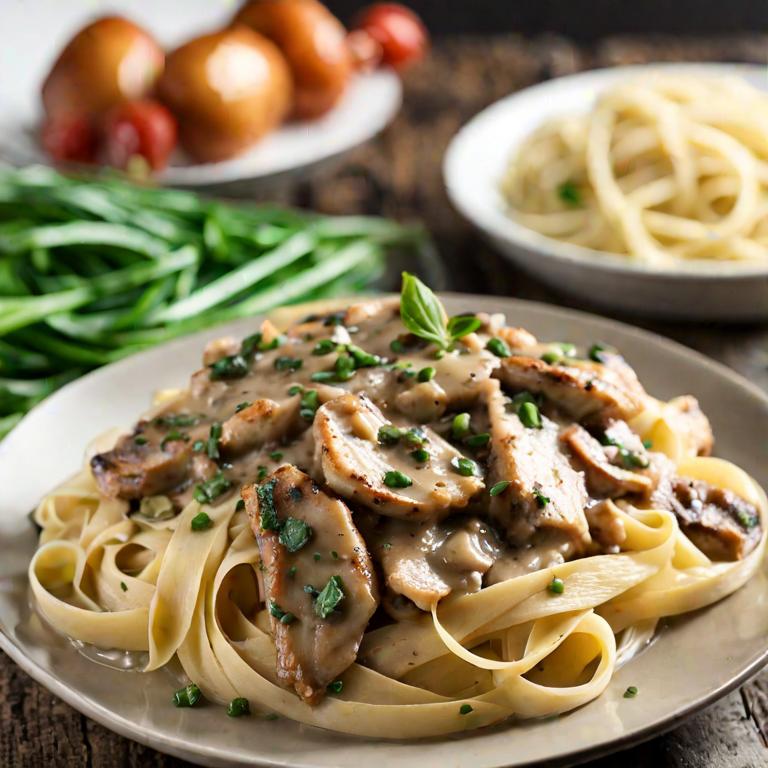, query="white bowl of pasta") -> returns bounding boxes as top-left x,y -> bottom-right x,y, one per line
444,63 -> 768,321
1,288 -> 768,767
